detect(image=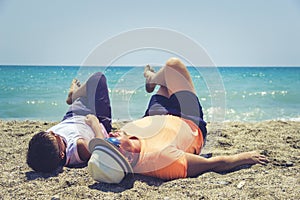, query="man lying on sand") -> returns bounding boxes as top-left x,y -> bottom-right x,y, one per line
27,72 -> 112,172
87,57 -> 269,183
